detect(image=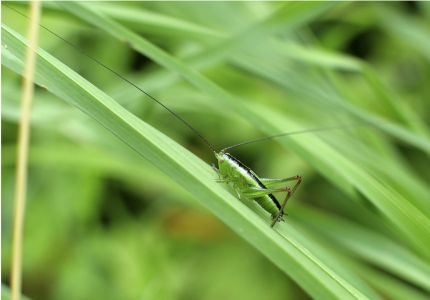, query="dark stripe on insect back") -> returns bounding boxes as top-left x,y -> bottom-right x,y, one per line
225,153 -> 281,210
